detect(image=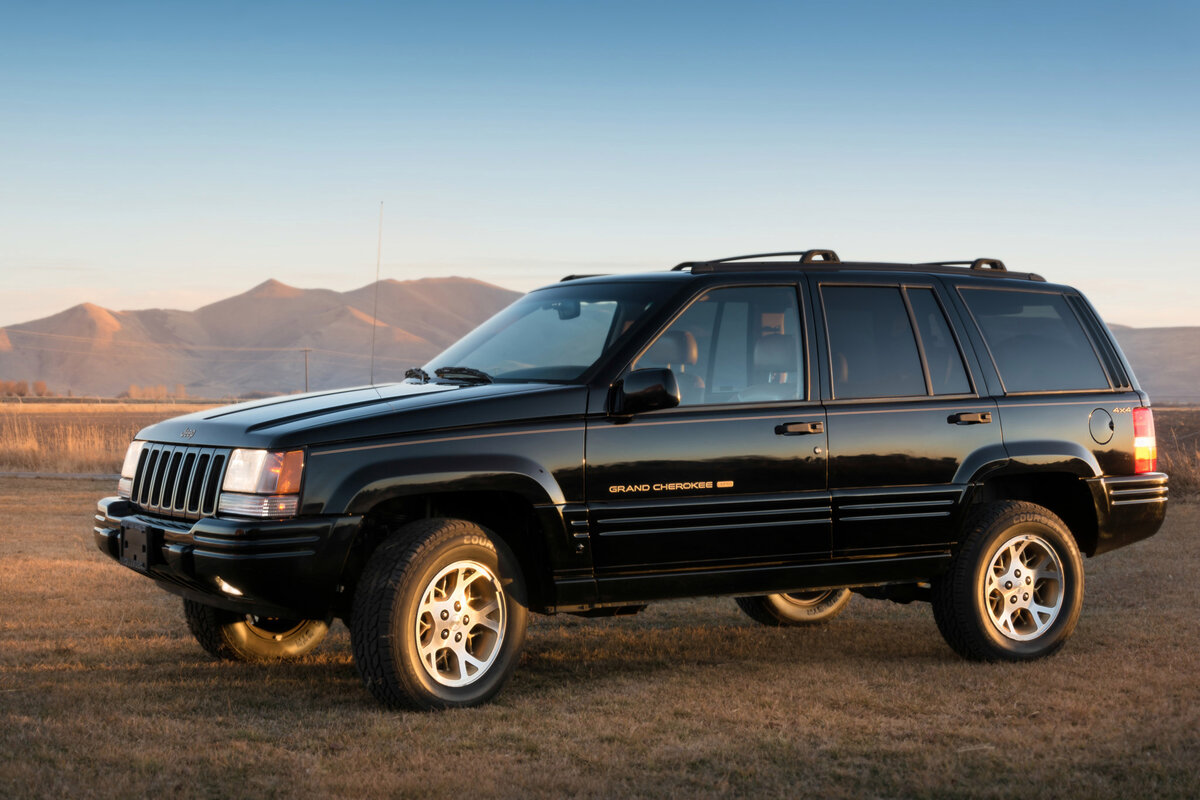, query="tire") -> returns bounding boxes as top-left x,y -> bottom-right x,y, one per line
350,518 -> 529,710
932,501 -> 1084,662
735,588 -> 852,626
182,599 -> 329,661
